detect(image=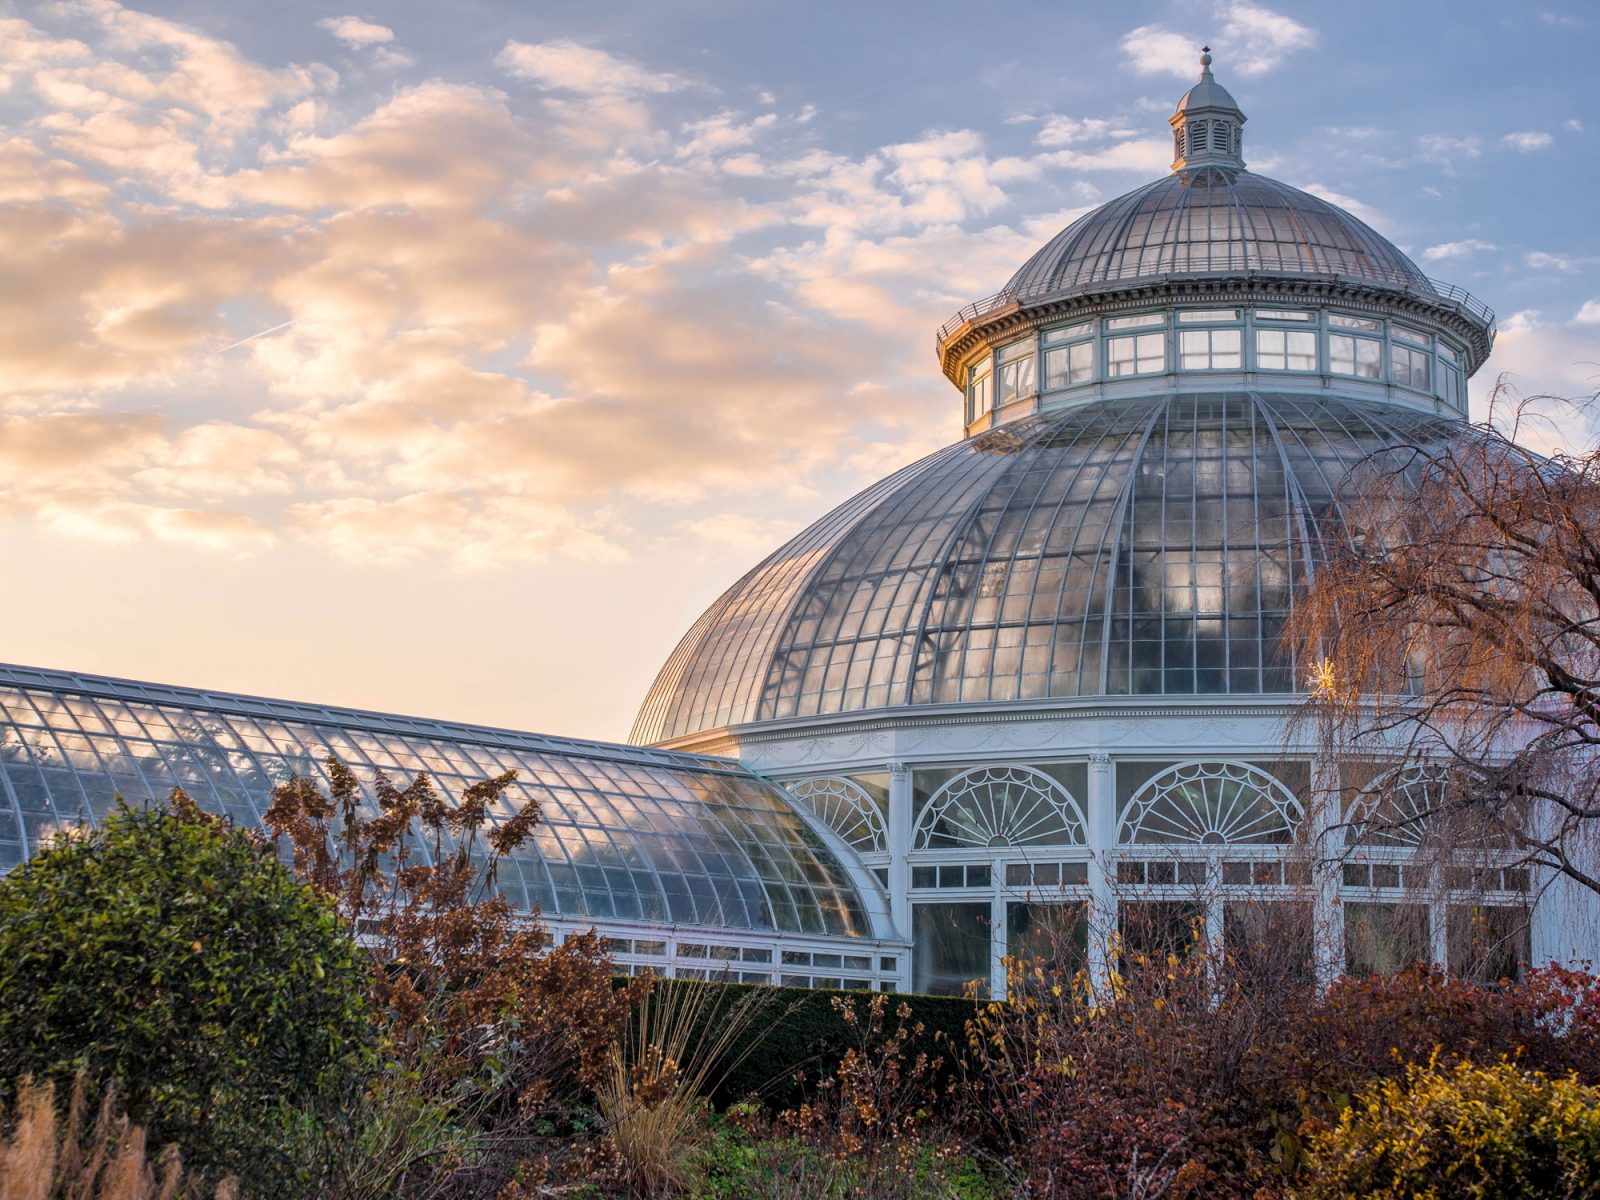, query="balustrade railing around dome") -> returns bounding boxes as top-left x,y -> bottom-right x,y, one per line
935,261 -> 1497,350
